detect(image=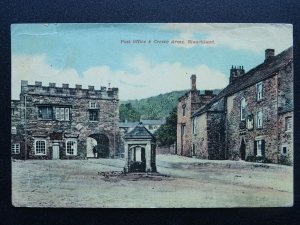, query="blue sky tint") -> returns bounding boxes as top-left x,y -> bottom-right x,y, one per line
11,23 -> 292,100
